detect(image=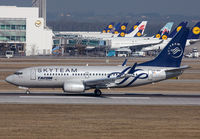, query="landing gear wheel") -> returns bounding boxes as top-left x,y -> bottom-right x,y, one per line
94,89 -> 102,97
26,90 -> 30,94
